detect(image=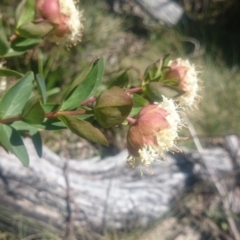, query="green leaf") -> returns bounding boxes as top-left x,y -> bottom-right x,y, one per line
0,71 -> 34,119
0,37 -> 9,56
1,48 -> 25,57
22,95 -> 45,124
94,86 -> 133,128
61,58 -> 104,110
0,123 -> 29,166
16,21 -> 56,38
144,59 -> 163,82
11,37 -> 42,52
16,0 -> 35,28
46,87 -> 61,97
36,74 -> 47,104
90,57 -> 104,96
161,77 -> 179,87
42,103 -> 60,113
33,119 -> 66,130
0,17 -> 10,56
132,93 -> 150,106
10,121 -> 42,157
0,68 -> 23,78
16,0 -> 27,24
58,115 -> 108,146
63,58 -> 101,99
162,54 -> 171,68
144,82 -> 185,102
11,120 -> 37,131
130,93 -> 149,117
143,55 -> 170,82
75,114 -> 93,120
108,70 -> 129,88
30,130 -> 42,158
